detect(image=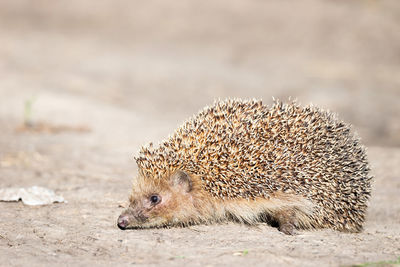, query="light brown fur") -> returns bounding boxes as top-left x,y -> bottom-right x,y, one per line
119,170 -> 315,233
